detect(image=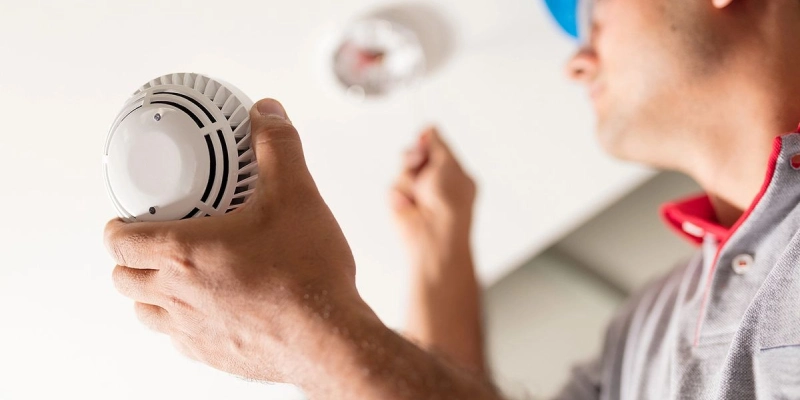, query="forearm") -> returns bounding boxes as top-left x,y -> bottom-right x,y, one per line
406,238 -> 486,375
299,300 -> 500,400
